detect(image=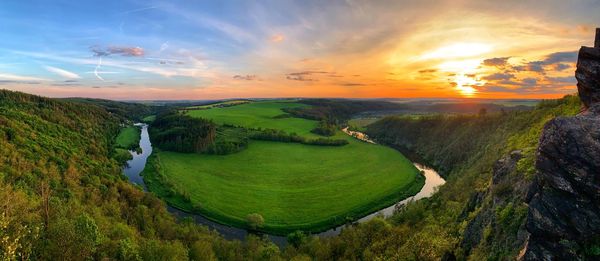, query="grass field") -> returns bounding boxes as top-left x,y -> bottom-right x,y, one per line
186,101 -> 320,138
142,115 -> 156,123
145,101 -> 423,234
186,99 -> 249,110
348,118 -> 379,132
115,126 -> 140,150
